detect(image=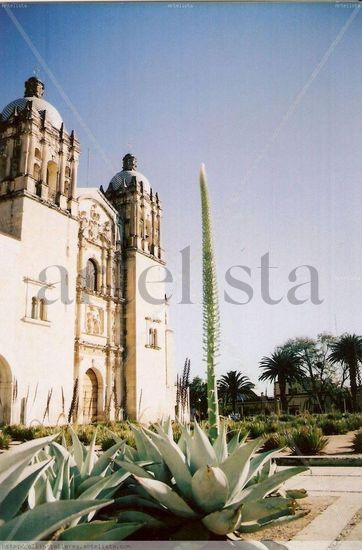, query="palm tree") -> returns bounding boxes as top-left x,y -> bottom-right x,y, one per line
328,334 -> 362,412
218,370 -> 255,414
259,349 -> 305,413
